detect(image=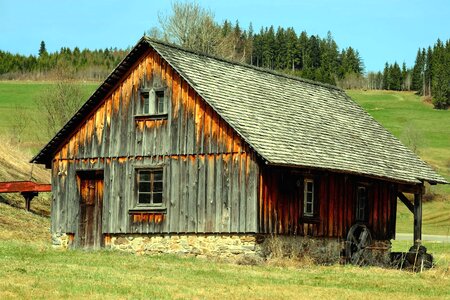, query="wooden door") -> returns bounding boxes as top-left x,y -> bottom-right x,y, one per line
78,171 -> 104,249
